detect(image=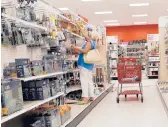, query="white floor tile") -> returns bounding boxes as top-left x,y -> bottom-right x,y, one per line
77,79 -> 168,127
